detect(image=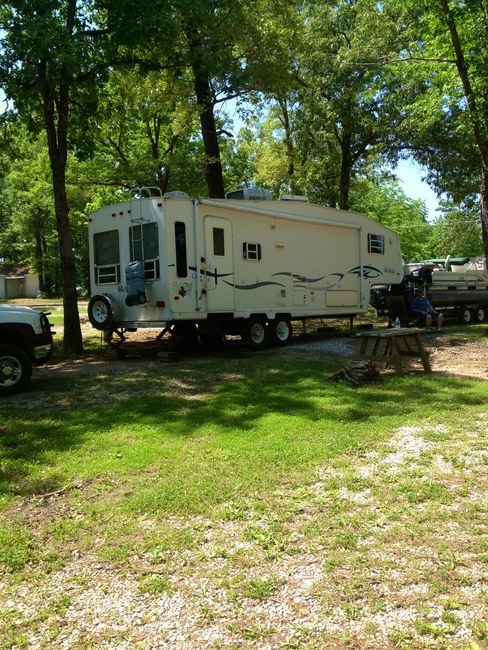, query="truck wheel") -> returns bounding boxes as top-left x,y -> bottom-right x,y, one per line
88,295 -> 115,331
460,307 -> 473,324
475,306 -> 486,323
269,318 -> 292,346
244,318 -> 269,350
0,344 -> 33,395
